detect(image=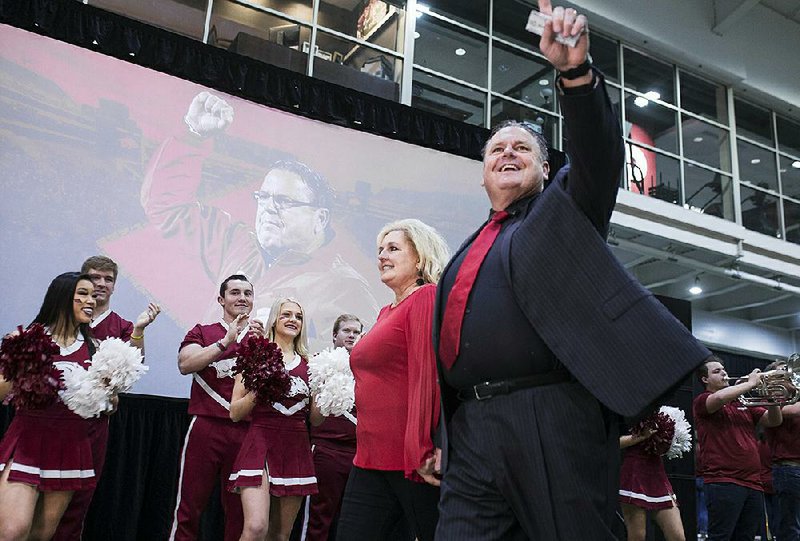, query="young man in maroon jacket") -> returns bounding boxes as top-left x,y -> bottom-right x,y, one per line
693,356 -> 783,541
